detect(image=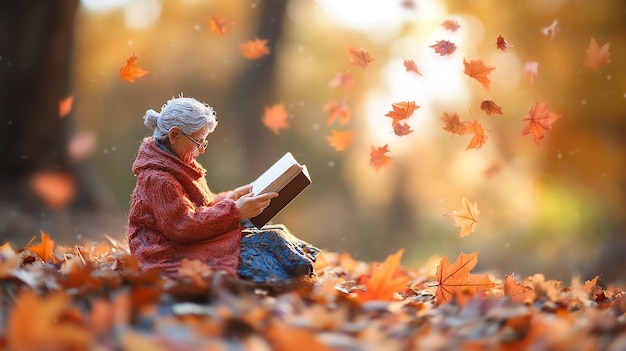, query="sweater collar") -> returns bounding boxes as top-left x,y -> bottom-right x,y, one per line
132,137 -> 206,180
